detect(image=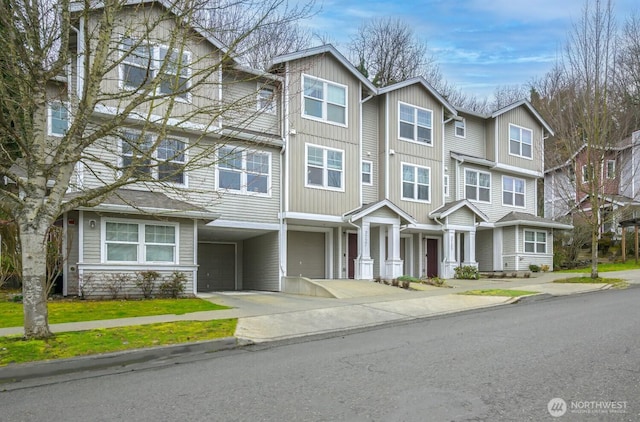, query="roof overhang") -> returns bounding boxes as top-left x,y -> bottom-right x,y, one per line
76,203 -> 220,221
429,199 -> 490,223
343,199 -> 417,225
